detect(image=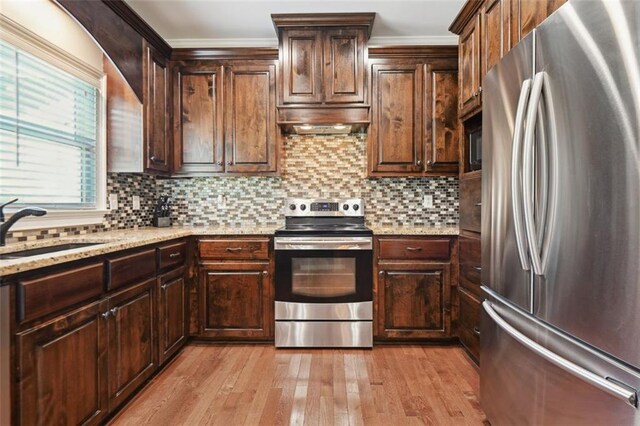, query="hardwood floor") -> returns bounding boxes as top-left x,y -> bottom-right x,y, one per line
111,344 -> 486,425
